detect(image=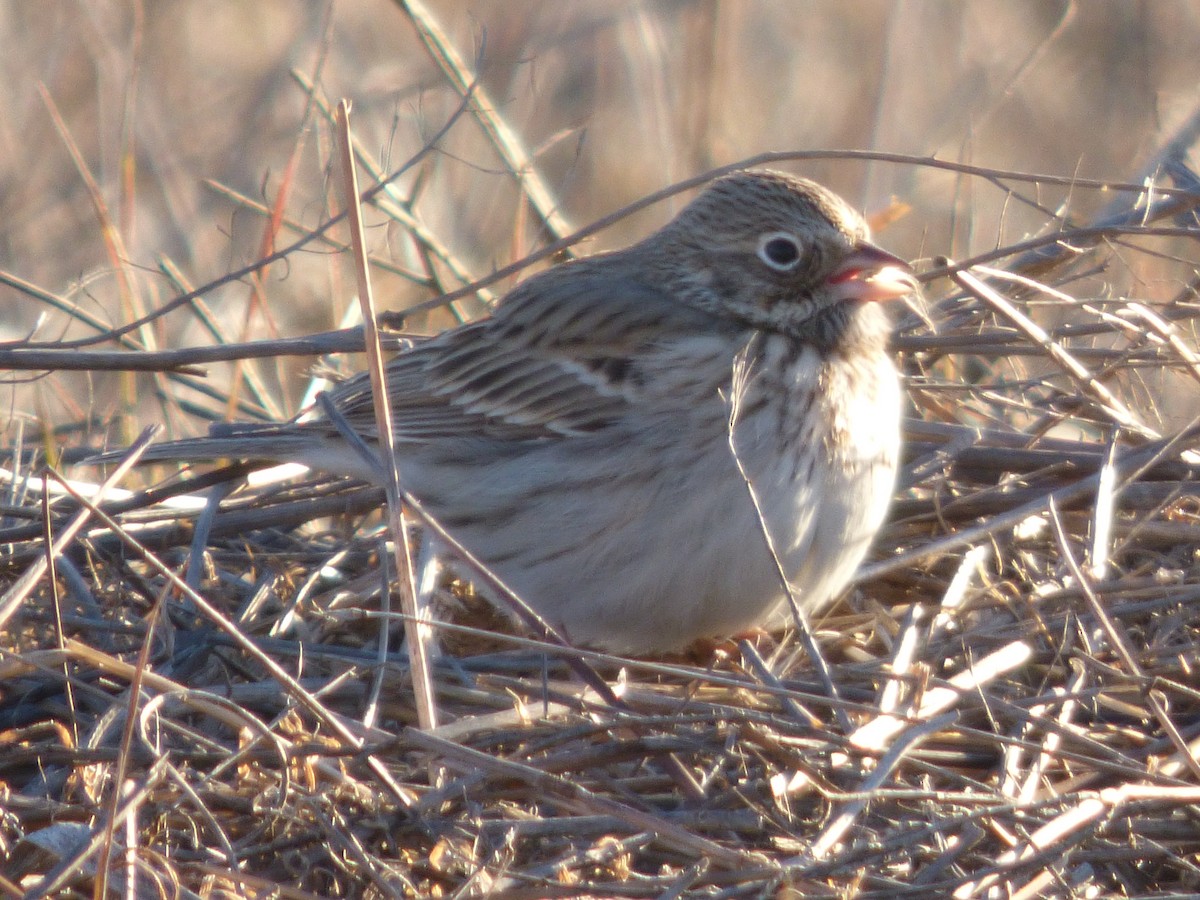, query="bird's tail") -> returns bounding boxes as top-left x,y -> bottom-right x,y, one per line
89,423 -> 311,465
86,422 -> 385,482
